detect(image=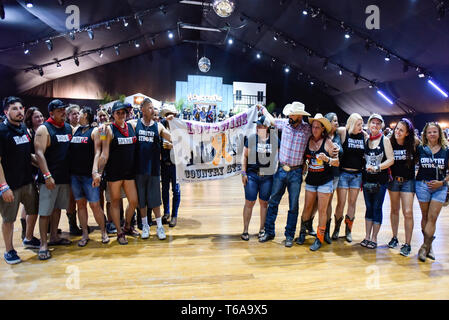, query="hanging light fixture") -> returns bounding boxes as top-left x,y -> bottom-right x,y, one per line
45,39 -> 53,51
198,57 -> 211,73
212,0 -> 235,18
